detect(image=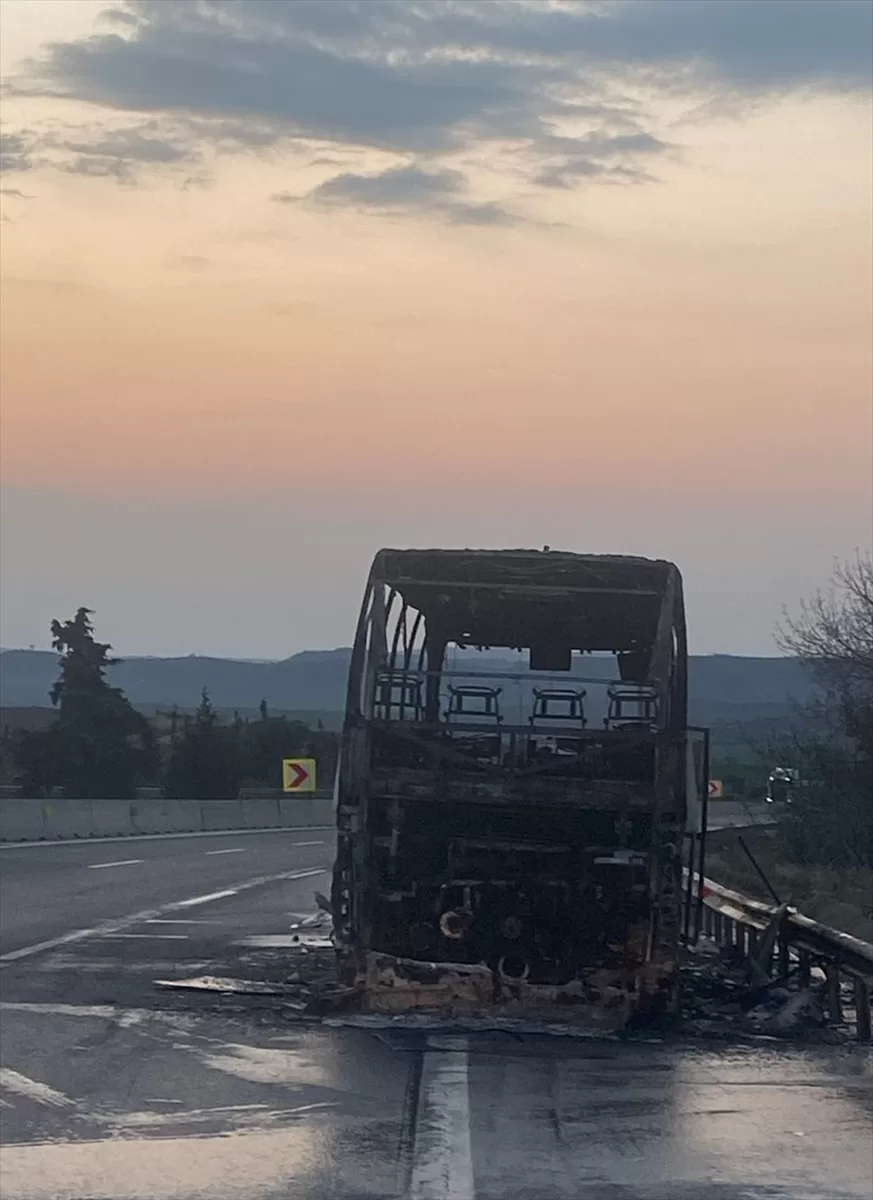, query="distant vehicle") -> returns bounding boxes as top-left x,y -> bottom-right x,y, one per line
766,767 -> 797,804
331,548 -> 709,1031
